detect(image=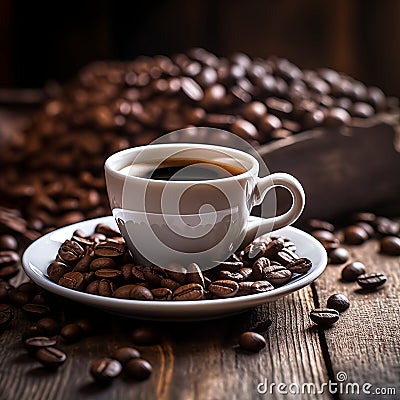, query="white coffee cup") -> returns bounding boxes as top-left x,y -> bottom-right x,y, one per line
104,143 -> 305,270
